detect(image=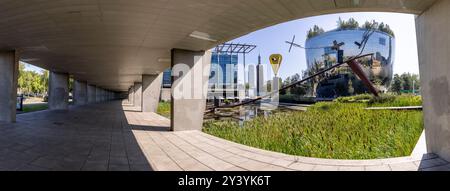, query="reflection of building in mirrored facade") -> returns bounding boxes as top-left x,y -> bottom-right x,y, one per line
305,29 -> 395,99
